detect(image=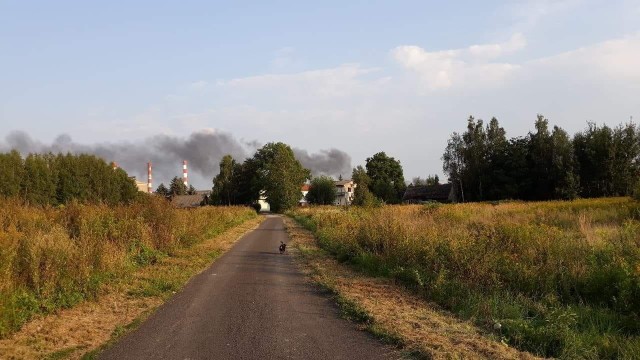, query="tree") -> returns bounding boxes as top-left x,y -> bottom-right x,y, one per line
0,150 -> 24,198
21,153 -> 57,205
306,176 -> 337,205
169,176 -> 187,196
442,133 -> 466,202
211,155 -> 237,205
485,117 -> 511,200
551,126 -> 579,199
156,183 -> 169,197
254,142 -> 311,213
462,116 -> 488,201
365,152 -> 406,204
352,165 -> 378,206
426,174 -> 440,186
187,184 -> 197,195
411,177 -> 425,186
